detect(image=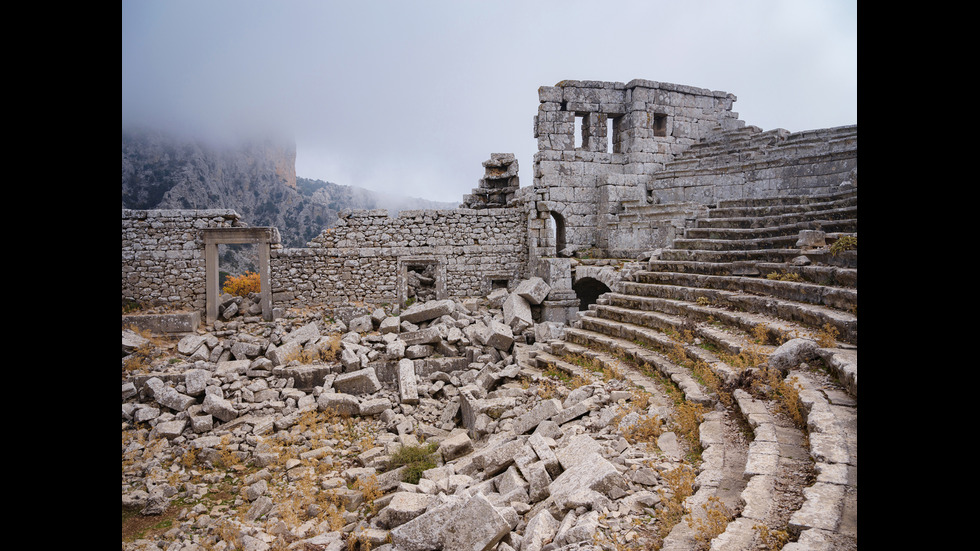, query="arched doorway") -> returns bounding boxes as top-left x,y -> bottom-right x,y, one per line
573,276 -> 611,311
